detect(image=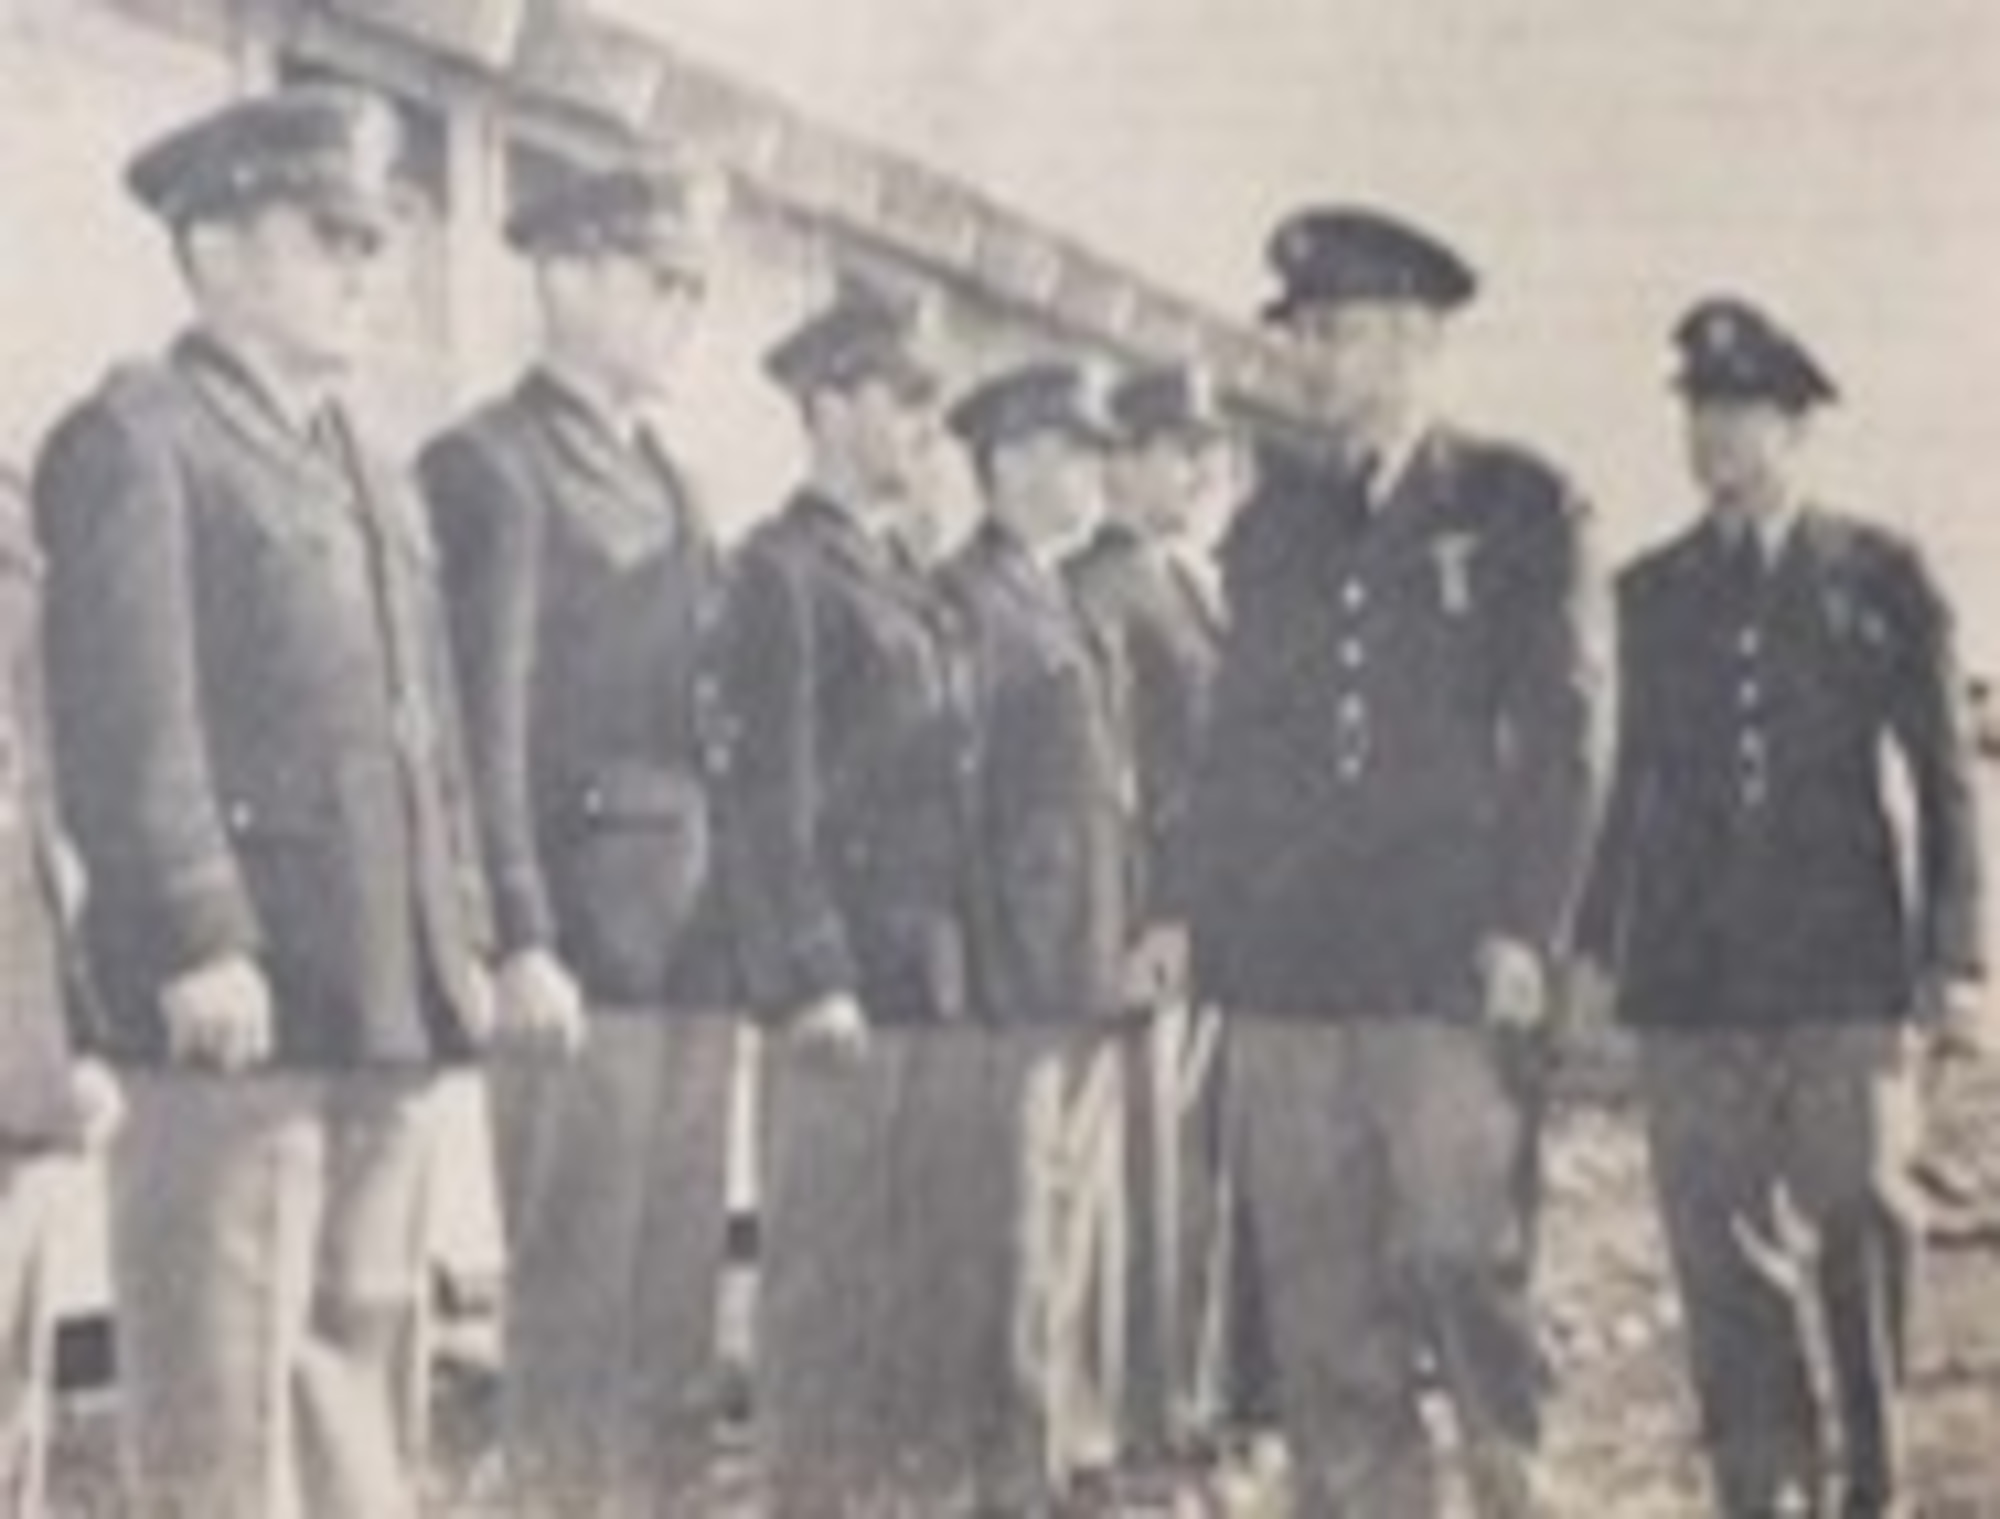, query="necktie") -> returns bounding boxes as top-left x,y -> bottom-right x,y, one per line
1724,527 -> 1766,607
